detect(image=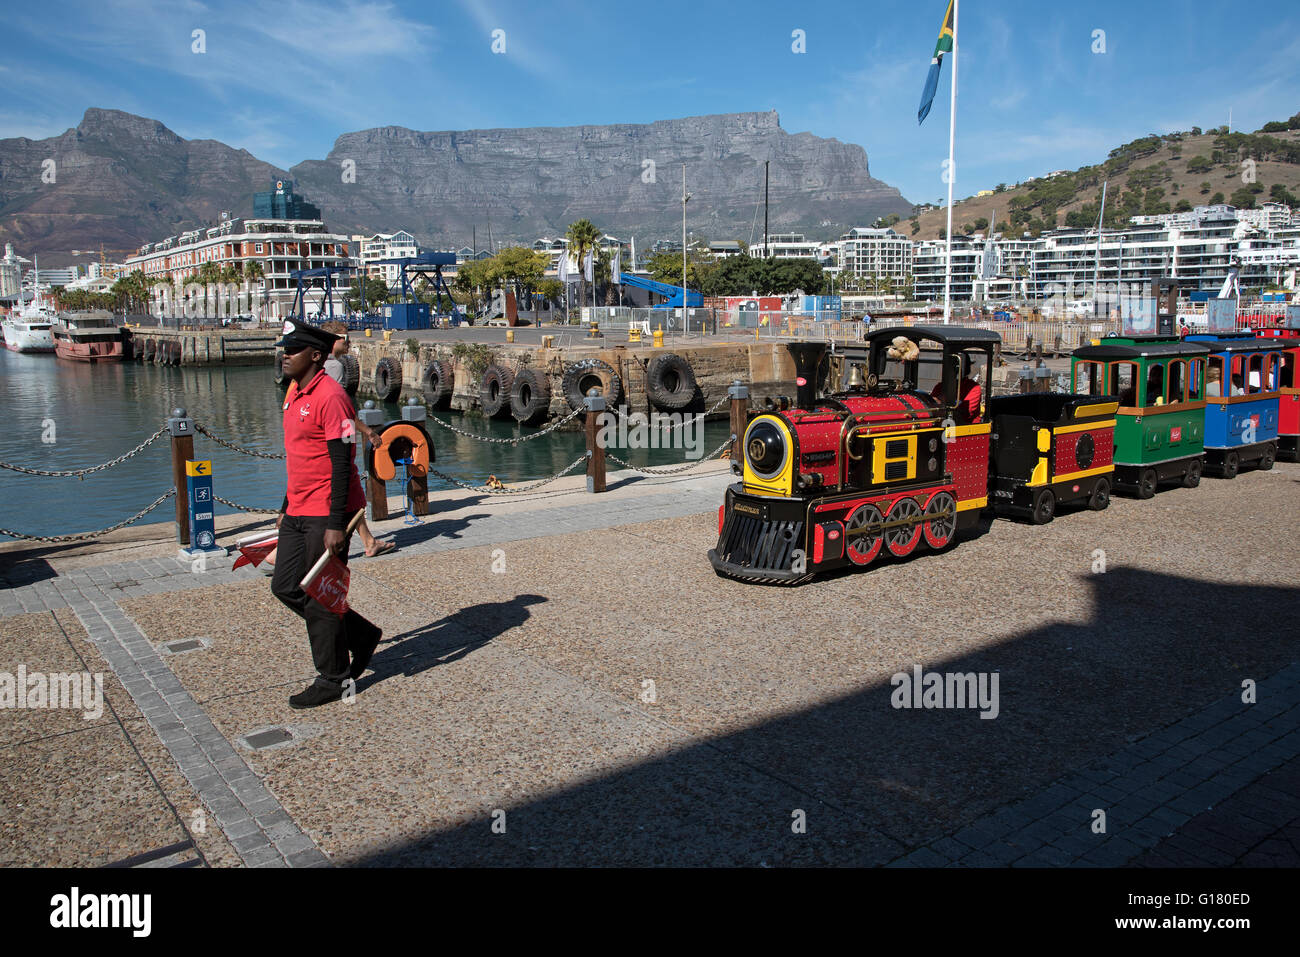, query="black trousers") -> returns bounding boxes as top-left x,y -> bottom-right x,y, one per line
271,514 -> 375,688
